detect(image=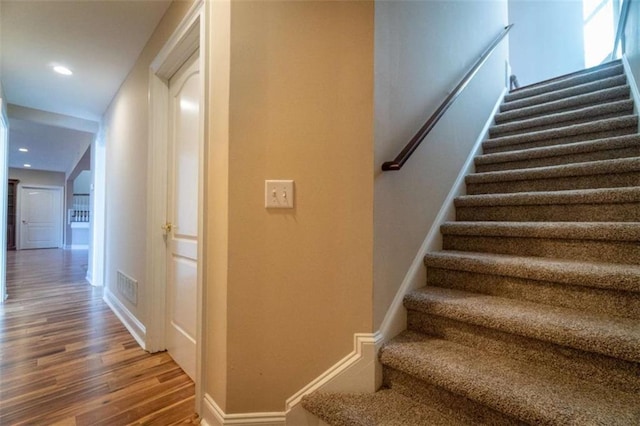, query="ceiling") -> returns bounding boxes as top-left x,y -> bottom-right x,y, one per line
1,0 -> 172,174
